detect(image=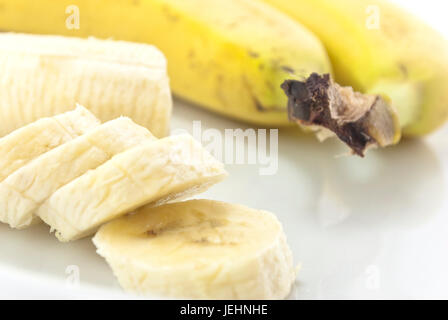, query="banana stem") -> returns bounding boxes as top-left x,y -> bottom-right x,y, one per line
281,73 -> 401,156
